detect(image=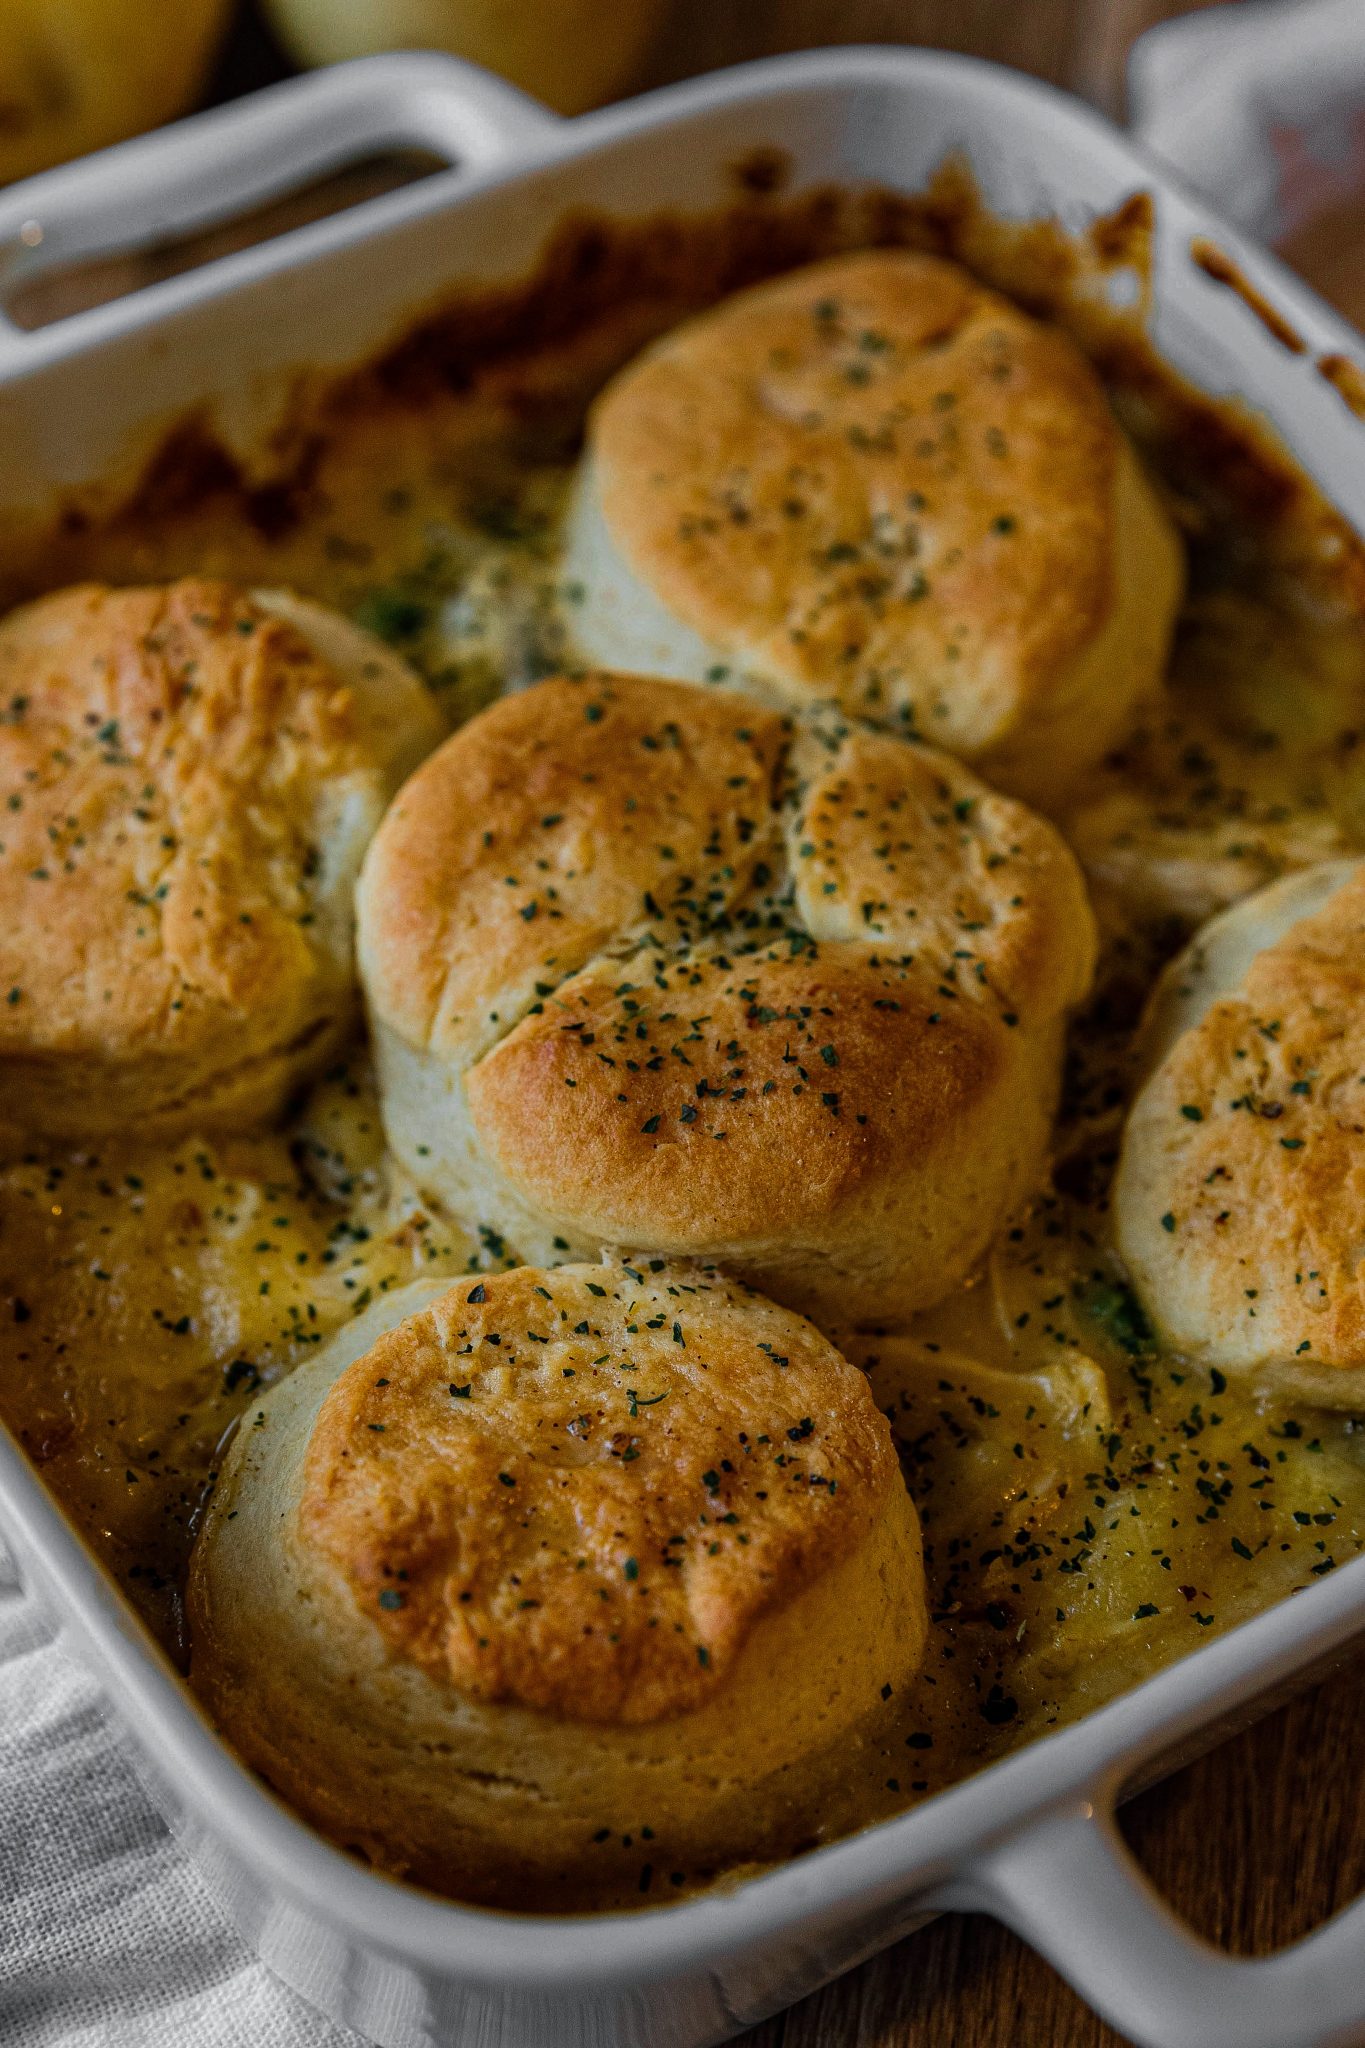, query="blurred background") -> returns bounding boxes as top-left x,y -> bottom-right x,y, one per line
1,0 -> 1361,326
